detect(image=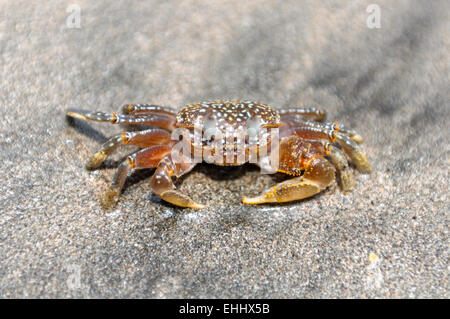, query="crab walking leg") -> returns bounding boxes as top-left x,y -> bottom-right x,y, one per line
335,132 -> 371,173
149,154 -> 204,209
301,140 -> 355,191
327,145 -> 355,191
281,117 -> 363,144
242,153 -> 335,204
334,124 -> 363,144
66,109 -> 176,130
281,125 -> 371,173
121,104 -> 176,117
86,129 -> 173,169
103,145 -> 172,208
279,107 -> 325,121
